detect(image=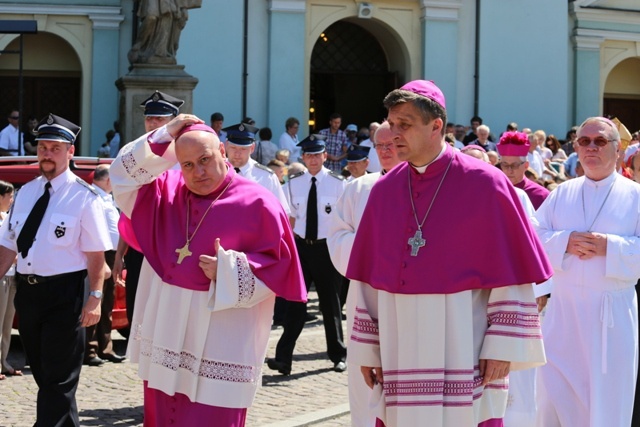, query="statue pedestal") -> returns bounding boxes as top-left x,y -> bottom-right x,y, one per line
116,64 -> 198,144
